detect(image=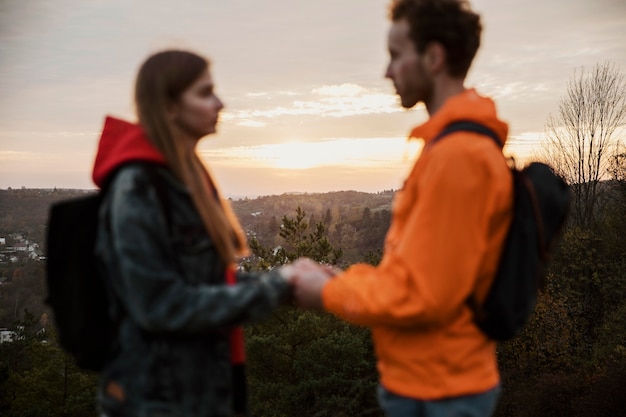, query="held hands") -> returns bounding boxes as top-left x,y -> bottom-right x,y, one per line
279,258 -> 340,310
